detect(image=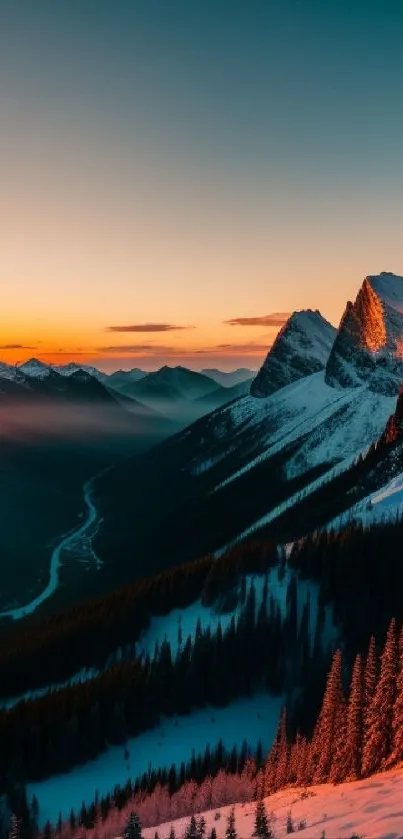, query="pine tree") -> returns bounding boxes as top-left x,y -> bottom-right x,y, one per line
362,619 -> 398,776
311,649 -> 345,783
209,830 -> 217,839
198,815 -> 206,838
253,799 -> 272,838
69,810 -> 76,832
8,815 -> 19,839
328,693 -> 347,784
275,709 -> 290,789
168,827 -> 176,839
344,653 -> 364,780
386,622 -> 403,766
225,807 -> 237,839
363,636 -> 377,731
295,735 -> 310,787
264,707 -> 288,794
124,811 -> 143,839
185,815 -> 199,839
286,811 -> 294,834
